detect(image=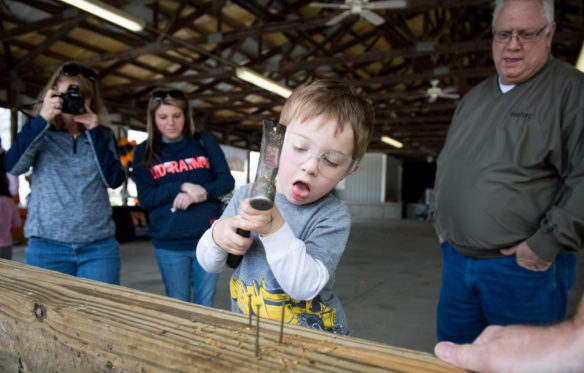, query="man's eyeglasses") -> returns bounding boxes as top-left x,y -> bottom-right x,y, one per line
60,63 -> 97,81
284,132 -> 357,179
492,24 -> 549,44
151,89 -> 185,100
